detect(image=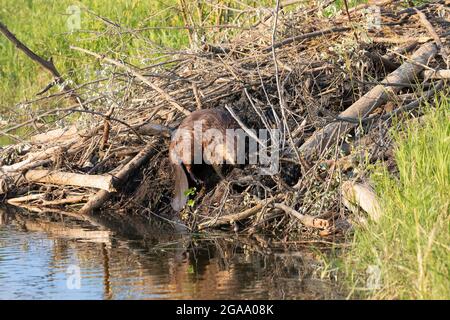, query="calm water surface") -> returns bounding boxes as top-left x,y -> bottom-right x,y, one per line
0,206 -> 339,299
